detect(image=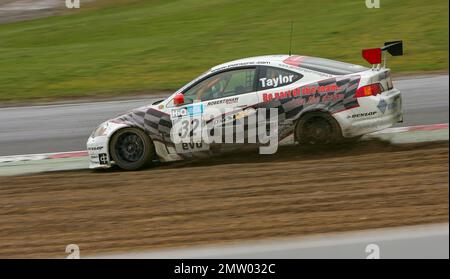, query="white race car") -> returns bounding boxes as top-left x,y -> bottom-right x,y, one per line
87,41 -> 403,170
